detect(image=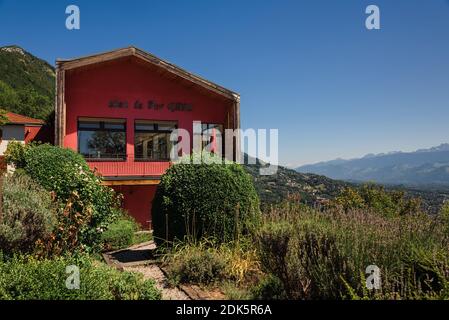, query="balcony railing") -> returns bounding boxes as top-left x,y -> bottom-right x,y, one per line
86,155 -> 171,177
